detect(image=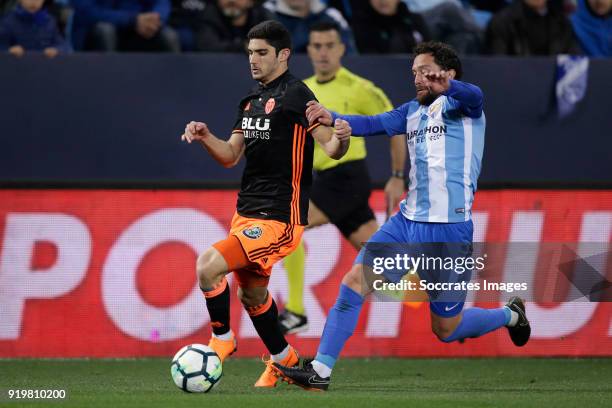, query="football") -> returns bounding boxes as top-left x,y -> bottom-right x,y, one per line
170,344 -> 222,393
